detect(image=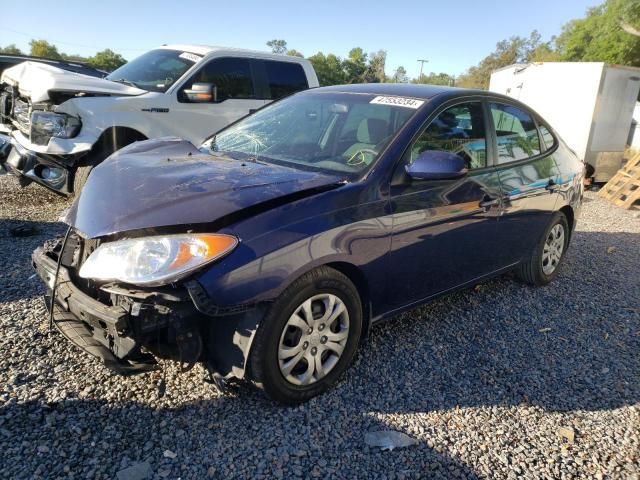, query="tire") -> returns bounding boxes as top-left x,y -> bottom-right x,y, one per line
71,129 -> 146,195
248,266 -> 363,404
72,165 -> 94,195
516,212 -> 570,286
